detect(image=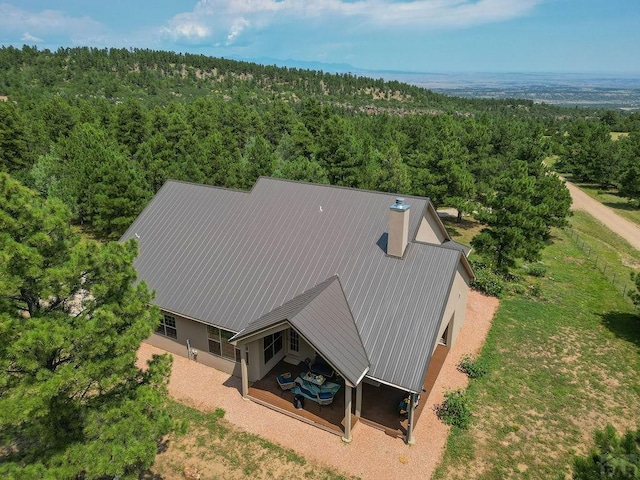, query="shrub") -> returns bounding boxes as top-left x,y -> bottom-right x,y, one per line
630,271 -> 640,307
436,390 -> 471,429
573,424 -> 640,479
458,355 -> 488,379
470,260 -> 504,297
526,263 -> 547,278
509,283 -> 527,295
528,282 -> 542,298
